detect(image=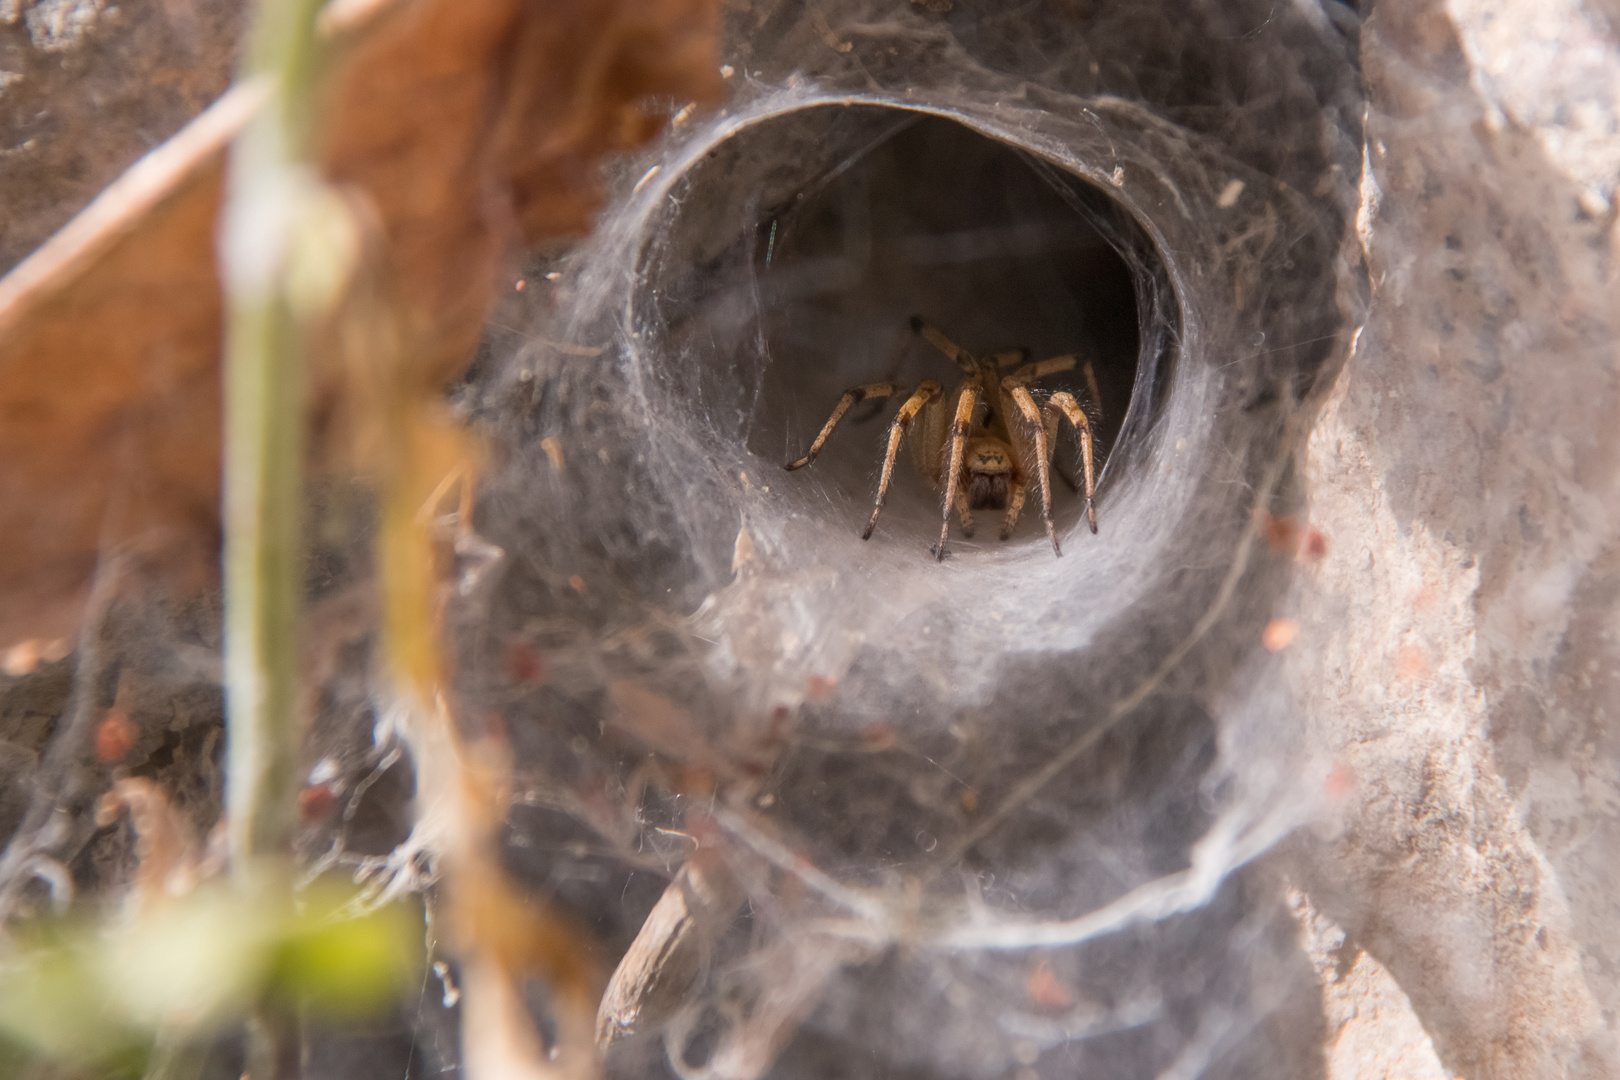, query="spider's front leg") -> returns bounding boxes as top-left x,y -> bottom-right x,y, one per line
934,383 -> 980,561
953,485 -> 975,538
1006,384 -> 1061,556
862,381 -> 943,540
910,316 -> 978,376
1002,354 -> 1077,385
1047,391 -> 1097,534
785,382 -> 906,471
999,481 -> 1027,541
